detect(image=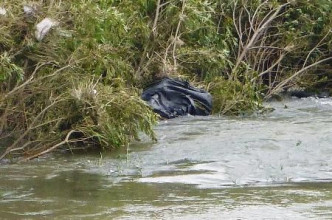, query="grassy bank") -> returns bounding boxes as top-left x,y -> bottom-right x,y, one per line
1,0 -> 332,161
